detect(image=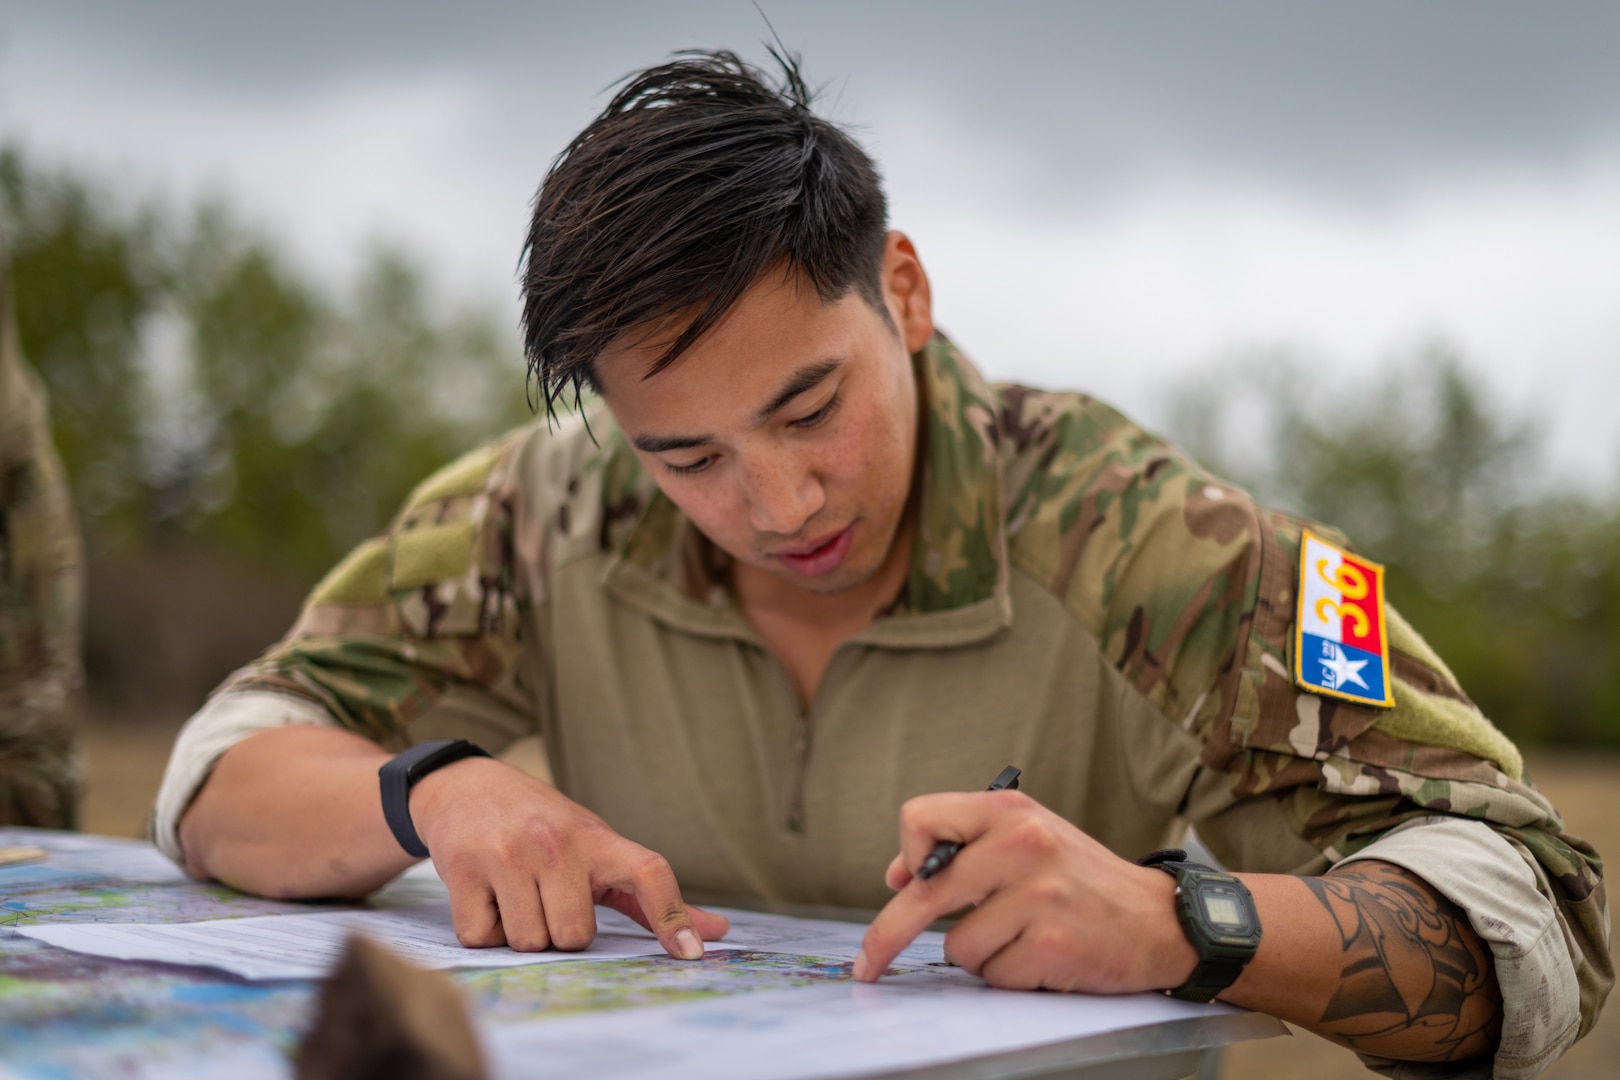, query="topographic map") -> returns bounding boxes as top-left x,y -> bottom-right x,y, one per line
0,828 -> 1244,1080
0,830 -> 899,1079
0,830 -> 317,1077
